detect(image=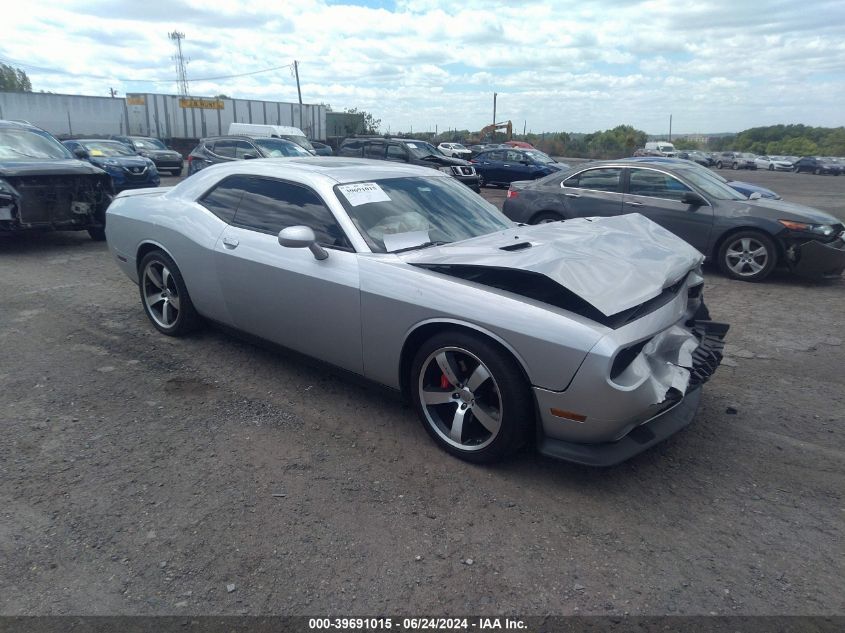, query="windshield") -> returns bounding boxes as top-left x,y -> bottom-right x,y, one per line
334,176 -> 512,253
525,150 -> 555,164
280,135 -> 314,153
405,142 -> 441,158
254,138 -> 312,157
131,137 -> 166,150
0,127 -> 72,160
81,141 -> 135,157
678,168 -> 746,200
